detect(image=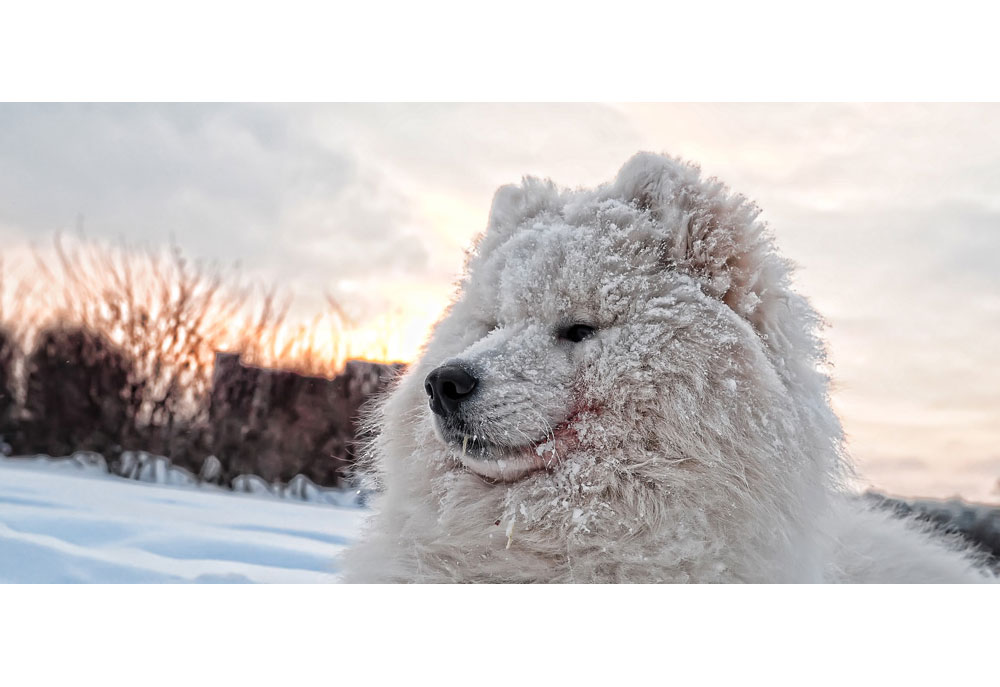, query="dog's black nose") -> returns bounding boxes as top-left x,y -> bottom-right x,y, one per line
424,364 -> 478,417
